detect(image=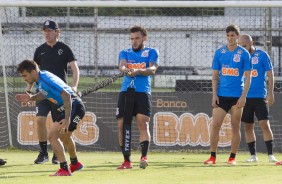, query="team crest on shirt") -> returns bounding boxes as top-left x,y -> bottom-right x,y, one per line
141,50 -> 149,57
220,49 -> 226,53
58,49 -> 63,55
233,54 -> 241,62
252,56 -> 259,64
